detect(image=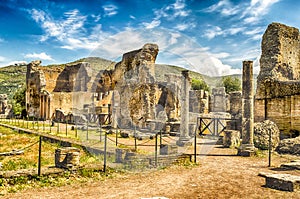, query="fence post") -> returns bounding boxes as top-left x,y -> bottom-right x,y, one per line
75,122 -> 78,138
99,123 -> 102,142
32,117 -> 35,130
115,129 -> 118,146
155,133 -> 158,167
65,120 -> 68,137
86,120 -> 89,140
268,129 -> 272,167
160,130 -> 162,146
134,126 -> 137,151
38,136 -> 42,176
27,117 -> 29,129
37,117 -> 39,131
103,132 -> 107,173
194,126 -> 197,163
49,120 -> 52,134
